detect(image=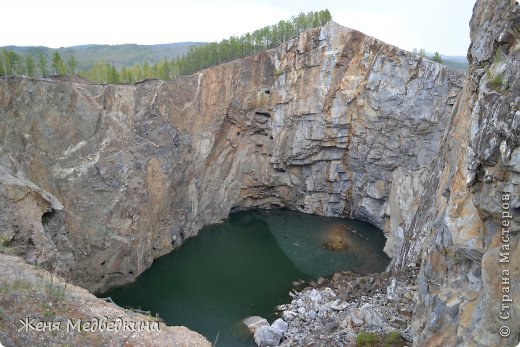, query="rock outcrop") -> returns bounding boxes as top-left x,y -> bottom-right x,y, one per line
0,253 -> 210,347
0,21 -> 462,293
0,0 -> 518,345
